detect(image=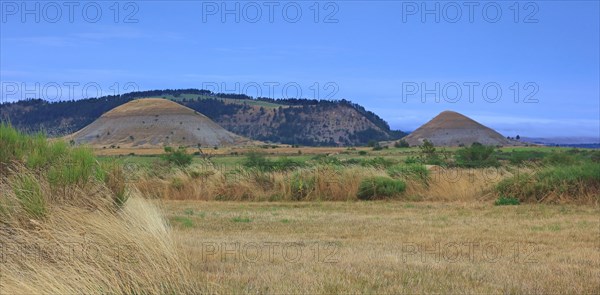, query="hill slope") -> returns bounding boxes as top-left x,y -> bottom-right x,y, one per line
0,89 -> 406,146
66,98 -> 251,148
402,110 -> 515,147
